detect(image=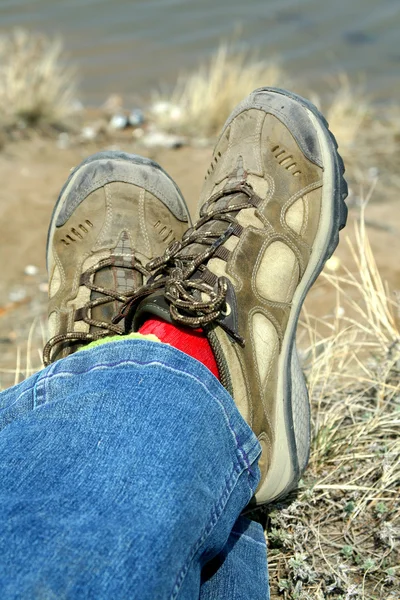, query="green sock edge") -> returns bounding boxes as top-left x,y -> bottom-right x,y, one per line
78,333 -> 161,353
